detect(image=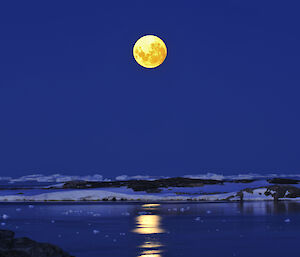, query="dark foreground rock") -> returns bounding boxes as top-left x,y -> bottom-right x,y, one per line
0,230 -> 73,257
